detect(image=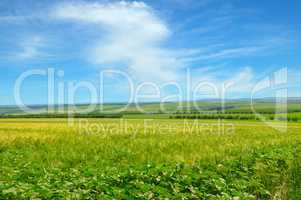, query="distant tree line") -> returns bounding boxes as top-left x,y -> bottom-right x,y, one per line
0,113 -> 123,118
169,114 -> 301,122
